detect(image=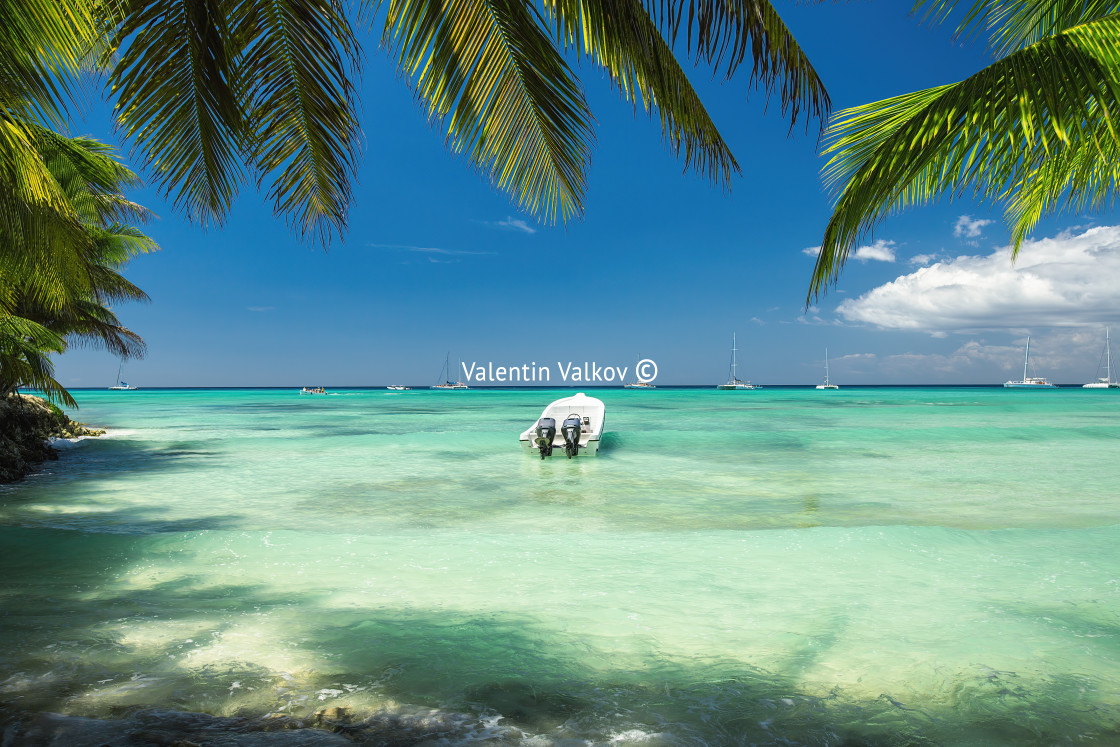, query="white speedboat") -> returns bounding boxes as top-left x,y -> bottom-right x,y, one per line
386,385 -> 411,390
816,348 -> 839,390
1083,327 -> 1119,388
1004,337 -> 1058,388
520,392 -> 605,458
300,386 -> 328,395
716,333 -> 759,390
